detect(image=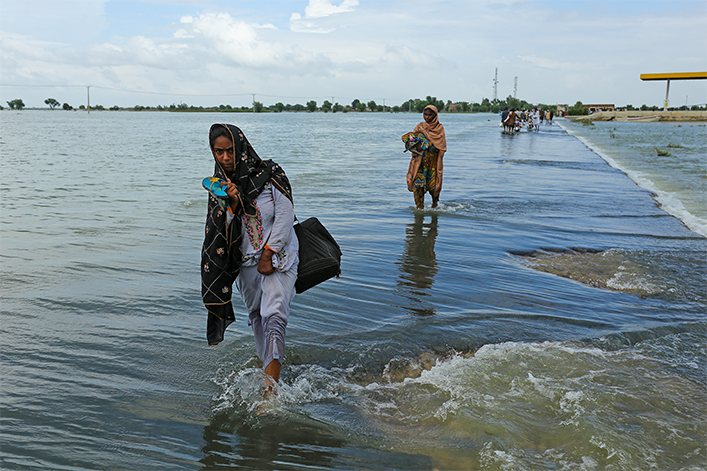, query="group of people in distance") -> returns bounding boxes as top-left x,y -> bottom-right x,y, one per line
501,107 -> 554,132
201,106 -> 446,402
